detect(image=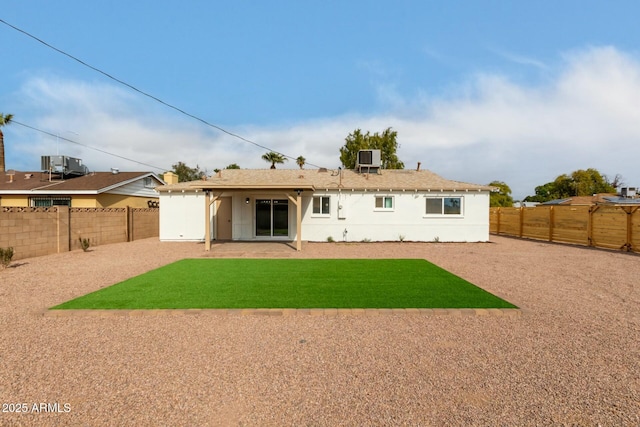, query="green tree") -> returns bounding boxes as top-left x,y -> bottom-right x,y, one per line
0,113 -> 14,173
525,182 -> 557,203
296,156 -> 306,169
524,168 -> 617,202
171,161 -> 203,182
489,181 -> 514,207
261,151 -> 287,169
225,163 -> 240,169
552,174 -> 575,199
339,127 -> 404,169
571,168 -> 616,195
